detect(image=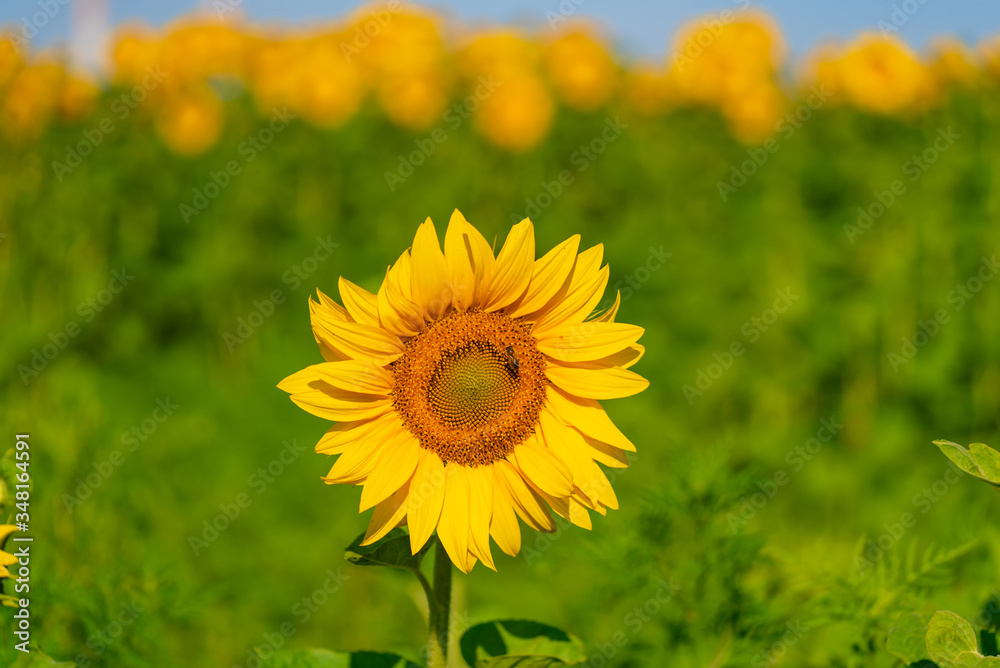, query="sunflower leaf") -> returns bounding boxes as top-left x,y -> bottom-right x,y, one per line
926,610 -> 980,666
344,528 -> 429,572
460,619 -> 587,667
887,612 -> 932,664
933,440 -> 1000,487
262,648 -> 419,668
